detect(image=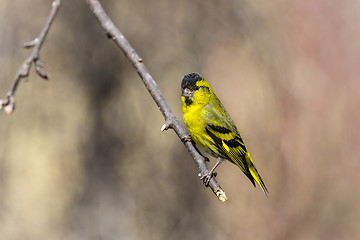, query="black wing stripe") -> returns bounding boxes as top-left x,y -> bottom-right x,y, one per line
223,139 -> 241,147
207,124 -> 232,134
206,126 -> 252,178
205,127 -> 224,154
205,126 -> 245,167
